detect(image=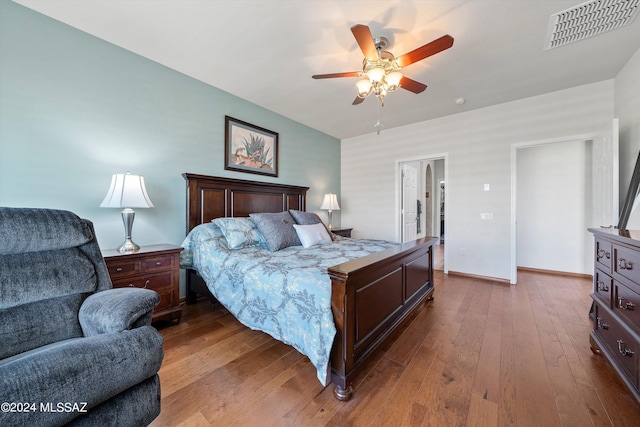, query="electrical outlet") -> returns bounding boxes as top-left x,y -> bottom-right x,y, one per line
480,212 -> 493,220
